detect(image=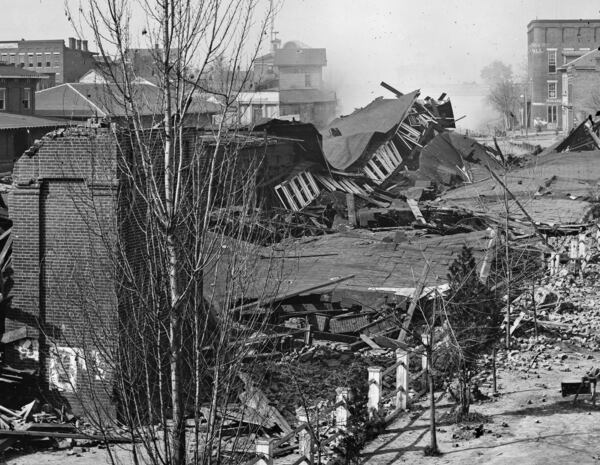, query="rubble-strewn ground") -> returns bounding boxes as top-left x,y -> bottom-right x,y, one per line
5,265 -> 600,465
361,263 -> 600,465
